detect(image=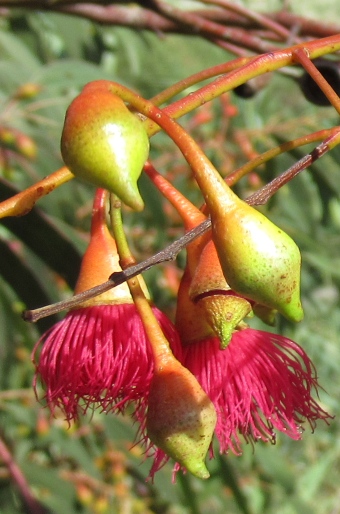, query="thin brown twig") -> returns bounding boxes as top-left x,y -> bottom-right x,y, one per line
200,0 -> 296,42
0,1 -> 338,41
270,10 -> 340,38
152,0 -> 278,54
0,1 -> 338,57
